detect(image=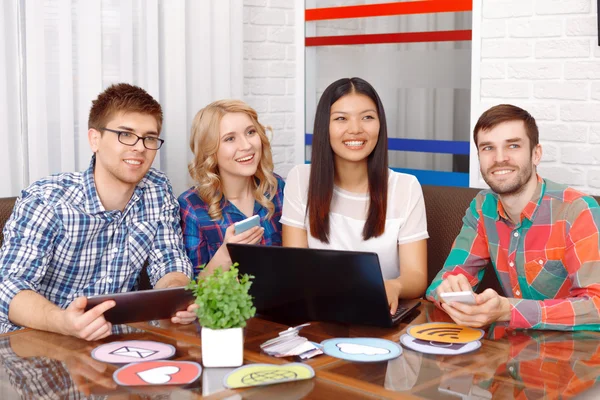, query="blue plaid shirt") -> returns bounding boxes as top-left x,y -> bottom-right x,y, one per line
178,175 -> 285,276
0,157 -> 192,333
